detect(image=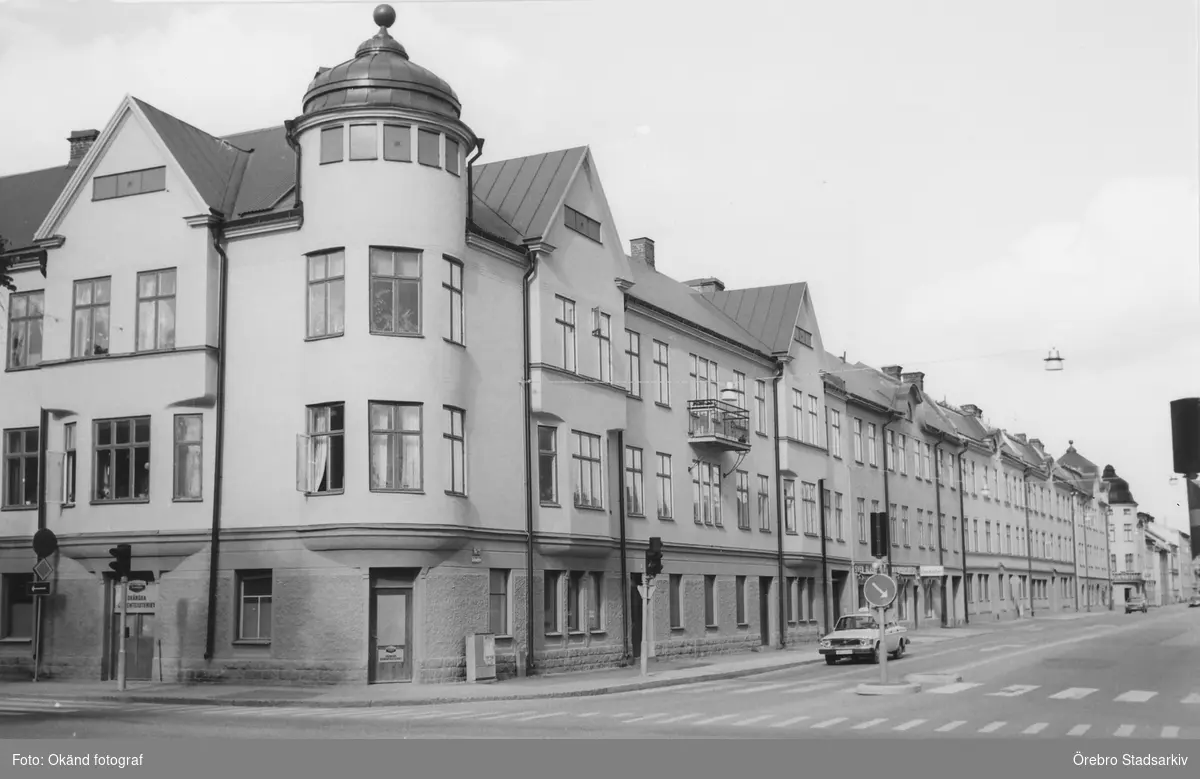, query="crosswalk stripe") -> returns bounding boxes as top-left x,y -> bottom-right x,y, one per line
1114,690 -> 1157,703
894,719 -> 926,731
771,716 -> 812,728
1114,724 -> 1136,737
732,714 -> 774,727
1049,688 -> 1096,700
987,685 -> 1040,698
928,683 -> 983,695
728,683 -> 795,695
978,722 -> 1006,733
1067,725 -> 1091,736
1022,723 -> 1048,735
935,721 -> 966,732
1161,726 -> 1179,739
852,718 -> 887,730
657,713 -> 702,724
812,717 -> 848,729
694,714 -> 738,726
